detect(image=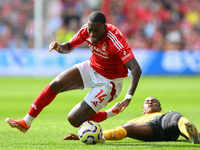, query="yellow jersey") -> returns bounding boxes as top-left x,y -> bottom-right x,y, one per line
127,112 -> 164,123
